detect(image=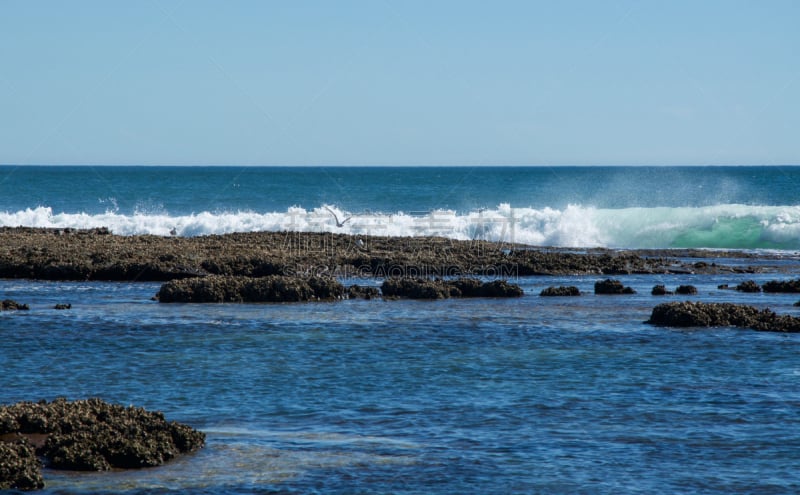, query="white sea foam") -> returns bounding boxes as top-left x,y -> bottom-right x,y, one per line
3,203 -> 800,250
